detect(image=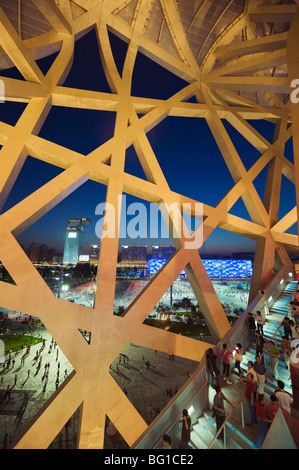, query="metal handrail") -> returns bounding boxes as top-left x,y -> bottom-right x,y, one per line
269,284 -> 298,342
153,376 -> 208,449
207,398 -> 244,449
270,323 -> 282,342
